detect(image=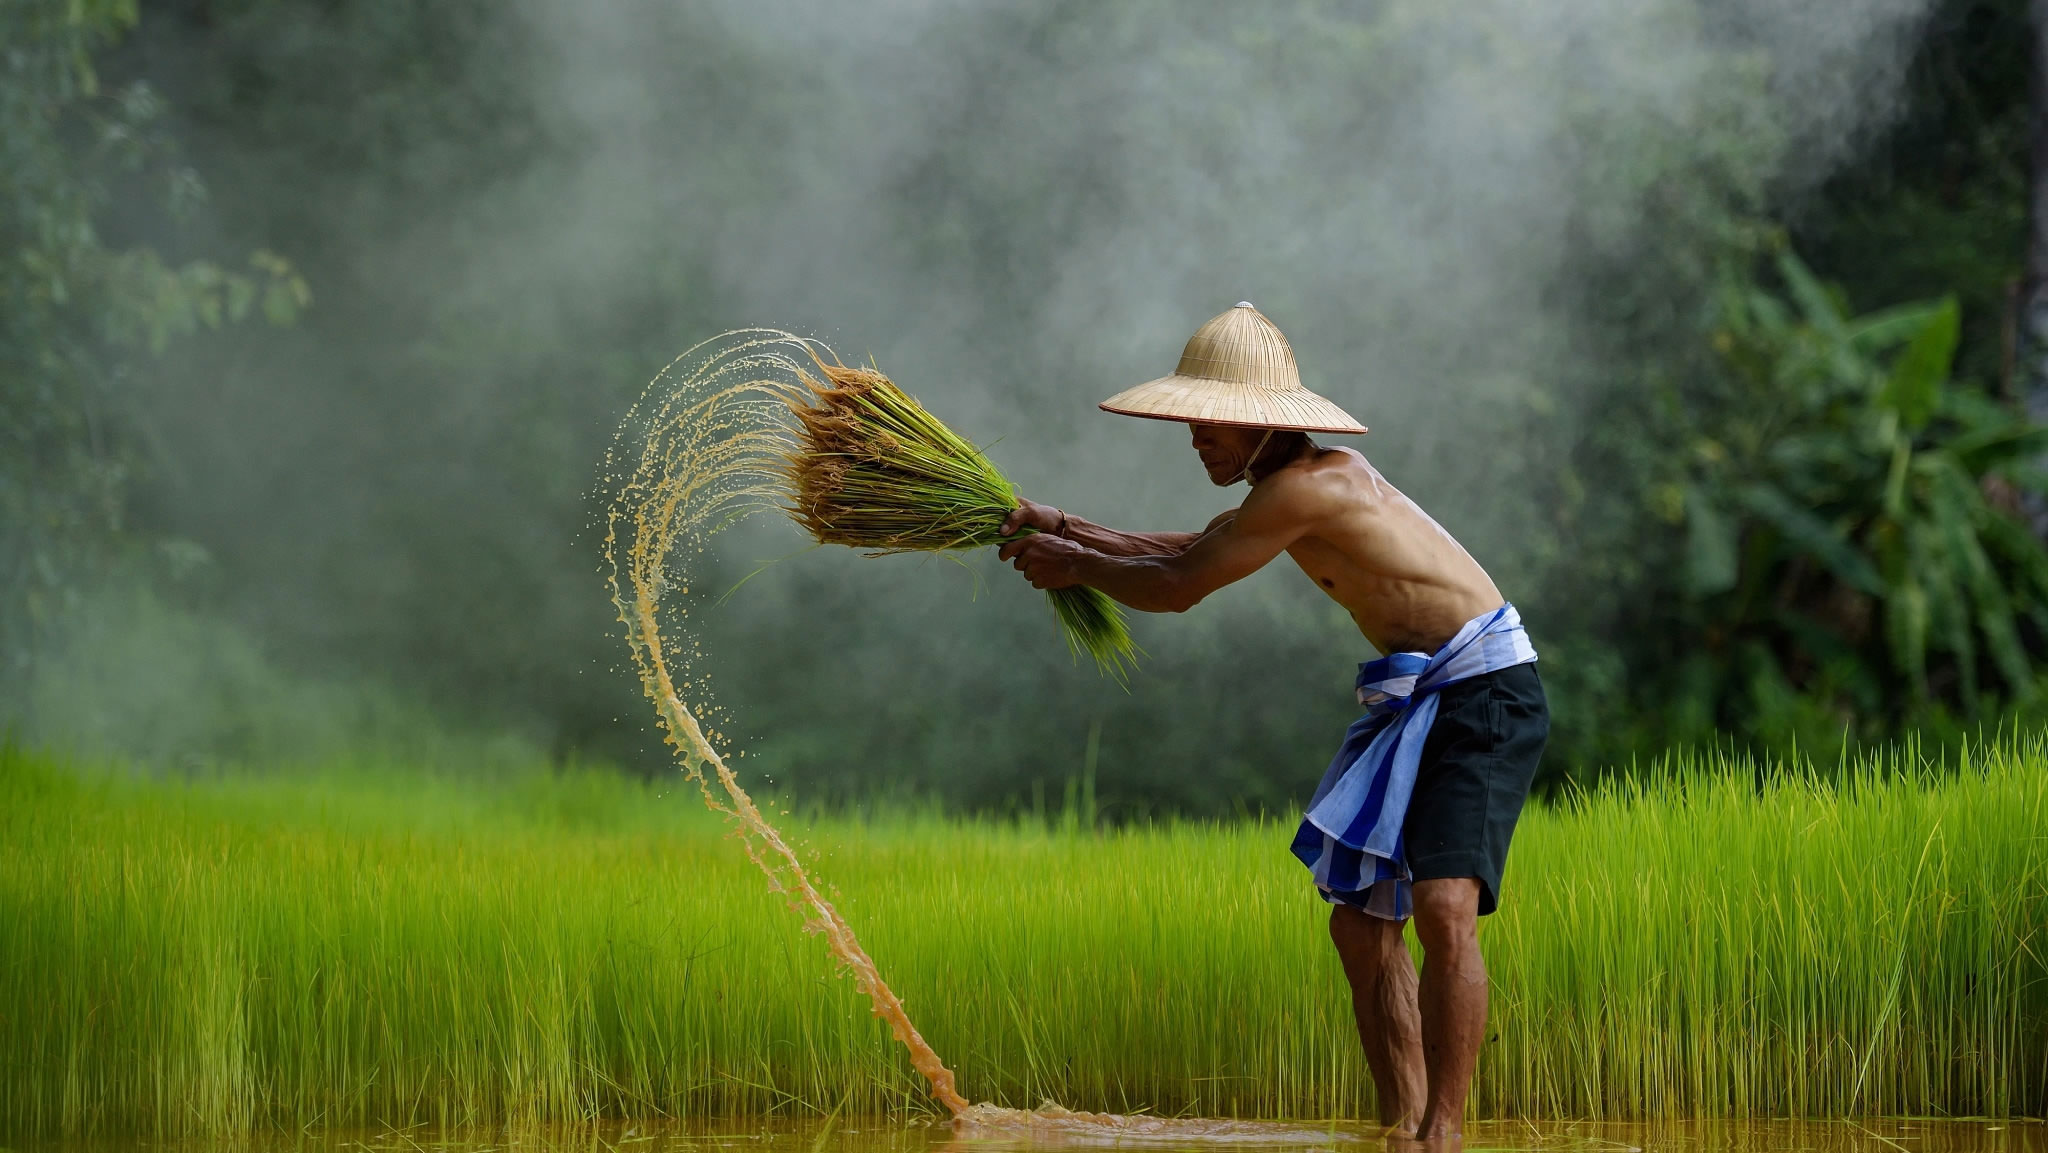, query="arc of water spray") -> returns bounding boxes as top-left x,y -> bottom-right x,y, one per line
602,330 -> 970,1116
601,332 -> 1327,1138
